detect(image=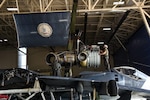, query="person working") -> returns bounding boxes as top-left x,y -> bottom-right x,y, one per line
100,45 -> 111,71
